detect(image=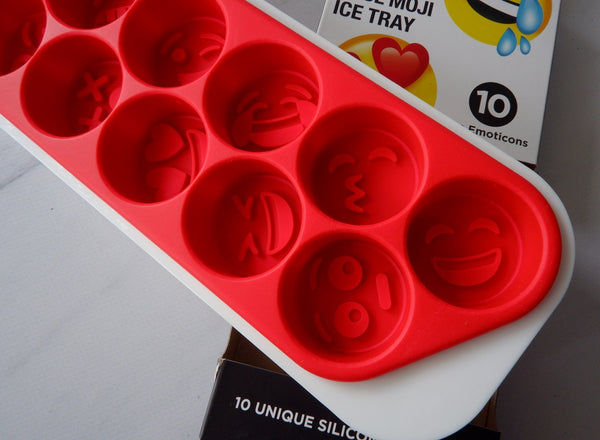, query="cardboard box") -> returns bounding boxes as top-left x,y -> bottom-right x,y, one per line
199,330 -> 501,439
317,0 -> 561,166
